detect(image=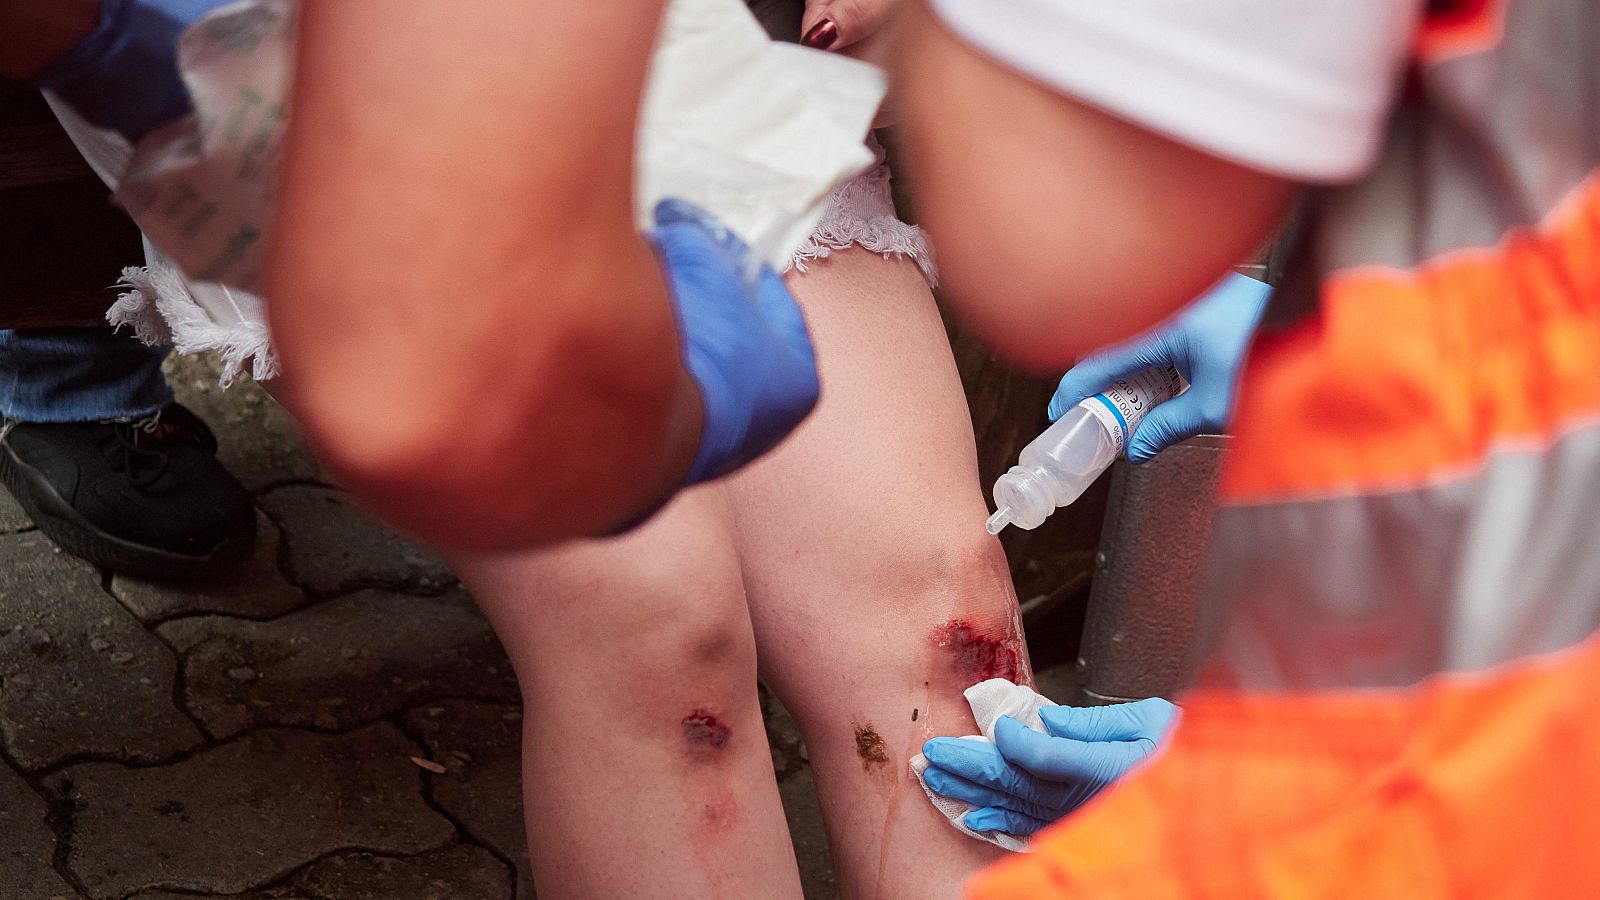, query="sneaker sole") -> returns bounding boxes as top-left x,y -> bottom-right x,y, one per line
0,440 -> 253,580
